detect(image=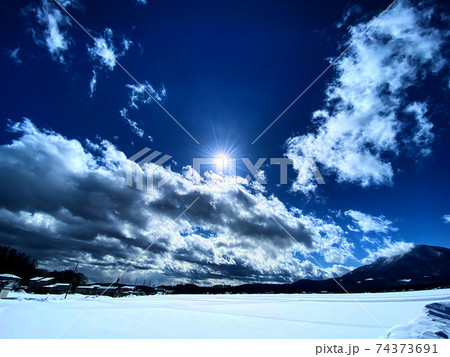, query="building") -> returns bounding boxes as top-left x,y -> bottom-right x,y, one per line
0,274 -> 21,299
42,283 -> 70,294
74,285 -> 96,295
154,287 -> 168,295
28,277 -> 54,291
94,285 -> 118,297
118,286 -> 136,297
74,285 -> 138,297
74,284 -> 119,297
